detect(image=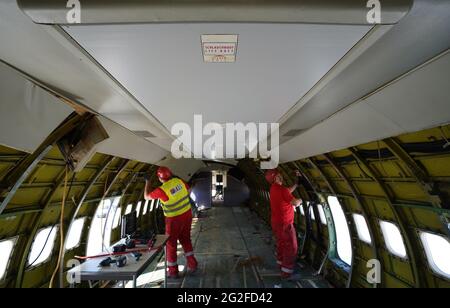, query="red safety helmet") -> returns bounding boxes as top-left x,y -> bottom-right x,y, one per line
265,169 -> 280,184
157,167 -> 172,181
